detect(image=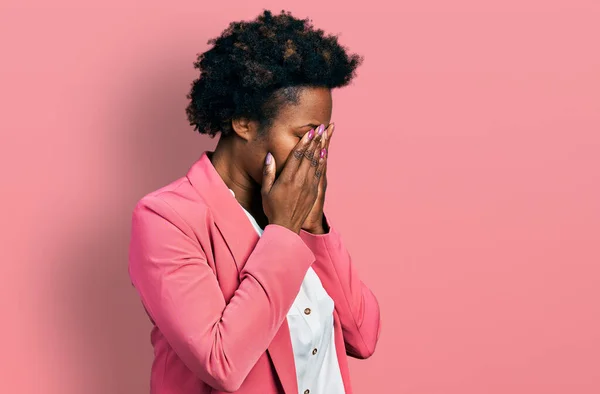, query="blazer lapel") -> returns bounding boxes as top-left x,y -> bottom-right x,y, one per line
268,322 -> 299,394
186,150 -> 260,275
187,150 -> 299,394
